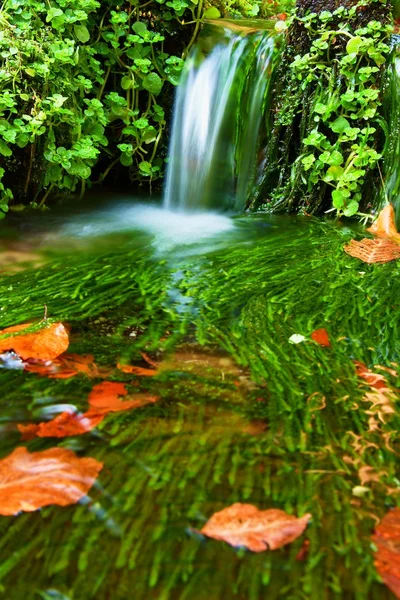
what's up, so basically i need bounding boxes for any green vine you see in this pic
[287,1,392,218]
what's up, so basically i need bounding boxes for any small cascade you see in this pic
[163,27,277,213]
[383,38,400,222]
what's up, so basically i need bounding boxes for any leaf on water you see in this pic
[0,446,102,516]
[367,204,400,242]
[88,381,159,413]
[0,322,69,360]
[18,409,105,440]
[344,238,400,264]
[200,503,311,552]
[19,382,159,439]
[117,362,157,376]
[311,328,331,347]
[373,508,400,599]
[25,353,111,379]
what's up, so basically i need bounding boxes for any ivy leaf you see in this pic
[326,166,344,181]
[332,189,349,209]
[331,116,350,134]
[320,150,343,166]
[346,36,363,54]
[121,75,133,90]
[142,73,163,95]
[0,140,12,157]
[132,21,147,34]
[74,24,90,44]
[204,7,221,18]
[139,161,152,175]
[343,200,359,217]
[120,153,133,167]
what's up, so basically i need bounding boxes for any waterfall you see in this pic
[163,27,276,213]
[383,37,400,222]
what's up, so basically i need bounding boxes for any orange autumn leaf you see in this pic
[89,381,159,413]
[373,508,400,598]
[19,383,159,440]
[25,353,112,379]
[311,328,331,347]
[0,322,69,360]
[117,362,157,377]
[0,446,102,516]
[200,503,311,552]
[18,409,105,440]
[344,238,400,264]
[367,204,400,242]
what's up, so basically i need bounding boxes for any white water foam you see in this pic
[60,203,235,252]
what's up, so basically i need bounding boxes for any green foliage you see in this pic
[1,0,255,213]
[289,1,392,218]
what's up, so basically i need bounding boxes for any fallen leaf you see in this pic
[311,328,331,347]
[18,409,105,439]
[373,508,400,598]
[0,446,102,515]
[200,503,311,552]
[117,362,157,377]
[19,383,159,439]
[344,238,400,264]
[0,322,69,360]
[367,204,400,242]
[25,353,111,379]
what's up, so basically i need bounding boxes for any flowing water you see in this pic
[164,27,277,213]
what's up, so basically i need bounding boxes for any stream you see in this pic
[0,196,399,599]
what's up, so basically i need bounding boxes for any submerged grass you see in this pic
[0,217,399,598]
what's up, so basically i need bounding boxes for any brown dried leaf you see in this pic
[367,204,400,242]
[373,508,400,598]
[19,382,159,440]
[344,238,400,264]
[117,362,157,377]
[0,447,102,515]
[25,353,111,379]
[0,322,69,360]
[18,410,105,439]
[200,503,311,552]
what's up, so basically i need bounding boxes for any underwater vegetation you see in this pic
[0,212,399,597]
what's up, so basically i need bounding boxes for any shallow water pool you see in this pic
[0,197,398,599]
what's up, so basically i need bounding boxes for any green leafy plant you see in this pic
[2,0,266,214]
[289,2,392,218]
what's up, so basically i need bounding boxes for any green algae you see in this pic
[0,216,399,598]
